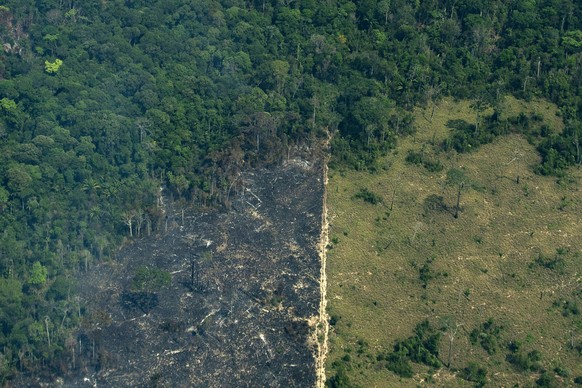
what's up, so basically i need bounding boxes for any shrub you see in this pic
[329,314,340,326]
[470,318,503,355]
[405,150,423,165]
[405,150,443,172]
[553,366,569,378]
[553,299,580,317]
[423,159,444,172]
[536,371,558,387]
[380,321,443,378]
[529,252,566,272]
[442,117,509,153]
[506,348,543,371]
[460,362,487,387]
[386,353,414,378]
[327,364,351,388]
[352,187,382,204]
[416,257,443,289]
[131,266,171,292]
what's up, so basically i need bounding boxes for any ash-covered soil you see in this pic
[68,158,324,387]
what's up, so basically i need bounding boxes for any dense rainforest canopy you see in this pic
[0,0,581,382]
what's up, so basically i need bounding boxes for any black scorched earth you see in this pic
[67,157,323,387]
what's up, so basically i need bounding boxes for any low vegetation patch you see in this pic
[469,318,503,355]
[377,321,442,378]
[459,362,488,387]
[405,150,444,172]
[131,266,172,292]
[352,187,383,205]
[506,342,543,372]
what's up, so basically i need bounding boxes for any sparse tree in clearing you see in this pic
[442,318,463,368]
[446,168,469,219]
[509,146,525,184]
[411,221,424,243]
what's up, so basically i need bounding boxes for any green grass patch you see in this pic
[325,97,582,387]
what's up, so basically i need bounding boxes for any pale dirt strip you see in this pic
[315,143,330,388]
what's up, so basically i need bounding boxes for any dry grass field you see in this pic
[325,98,581,387]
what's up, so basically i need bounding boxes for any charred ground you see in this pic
[62,157,324,387]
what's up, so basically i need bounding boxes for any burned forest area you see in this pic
[62,156,325,387]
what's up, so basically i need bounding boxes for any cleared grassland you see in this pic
[325,98,581,387]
